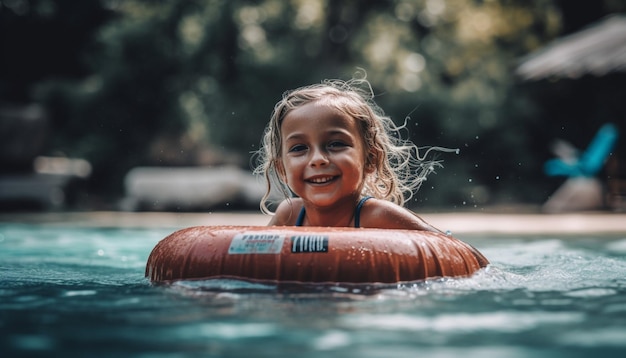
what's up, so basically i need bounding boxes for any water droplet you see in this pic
[468,178,472,182]
[445,230,452,236]
[495,176,500,180]
[97,249,104,256]
[455,148,460,154]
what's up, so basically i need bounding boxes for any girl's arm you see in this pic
[266,199,302,226]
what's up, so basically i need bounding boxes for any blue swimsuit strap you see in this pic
[295,196,372,227]
[295,204,306,226]
[353,196,372,228]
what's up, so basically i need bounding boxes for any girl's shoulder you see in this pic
[360,198,440,232]
[268,198,304,226]
[359,198,405,222]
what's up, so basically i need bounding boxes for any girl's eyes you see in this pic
[288,144,307,153]
[287,141,348,153]
[328,141,348,149]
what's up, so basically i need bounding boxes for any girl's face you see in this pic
[279,101,369,209]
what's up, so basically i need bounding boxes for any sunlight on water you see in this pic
[606,238,626,254]
[340,311,585,333]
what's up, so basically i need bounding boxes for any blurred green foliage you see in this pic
[1,0,625,209]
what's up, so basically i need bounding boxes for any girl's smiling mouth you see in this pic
[306,175,337,184]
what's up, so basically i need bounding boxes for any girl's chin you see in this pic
[301,195,337,207]
[301,193,359,208]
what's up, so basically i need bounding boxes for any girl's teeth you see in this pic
[311,177,332,183]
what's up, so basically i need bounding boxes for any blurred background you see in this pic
[1,0,625,213]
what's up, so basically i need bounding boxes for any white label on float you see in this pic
[228,233,286,254]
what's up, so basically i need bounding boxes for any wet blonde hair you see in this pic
[254,74,452,214]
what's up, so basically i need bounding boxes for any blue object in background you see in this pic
[544,123,619,177]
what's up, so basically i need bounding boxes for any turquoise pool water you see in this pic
[1,223,625,357]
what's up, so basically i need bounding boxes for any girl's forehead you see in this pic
[282,101,358,129]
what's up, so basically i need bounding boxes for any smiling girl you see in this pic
[254,75,452,232]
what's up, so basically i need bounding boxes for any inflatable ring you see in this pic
[146,226,489,285]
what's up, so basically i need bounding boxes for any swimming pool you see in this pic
[1,223,625,357]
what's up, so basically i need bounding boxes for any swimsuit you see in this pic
[295,196,372,228]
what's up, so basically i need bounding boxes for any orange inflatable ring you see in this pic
[146,226,489,285]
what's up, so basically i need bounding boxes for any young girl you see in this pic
[254,75,451,232]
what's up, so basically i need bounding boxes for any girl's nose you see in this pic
[309,147,329,166]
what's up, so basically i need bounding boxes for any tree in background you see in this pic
[2,0,624,209]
